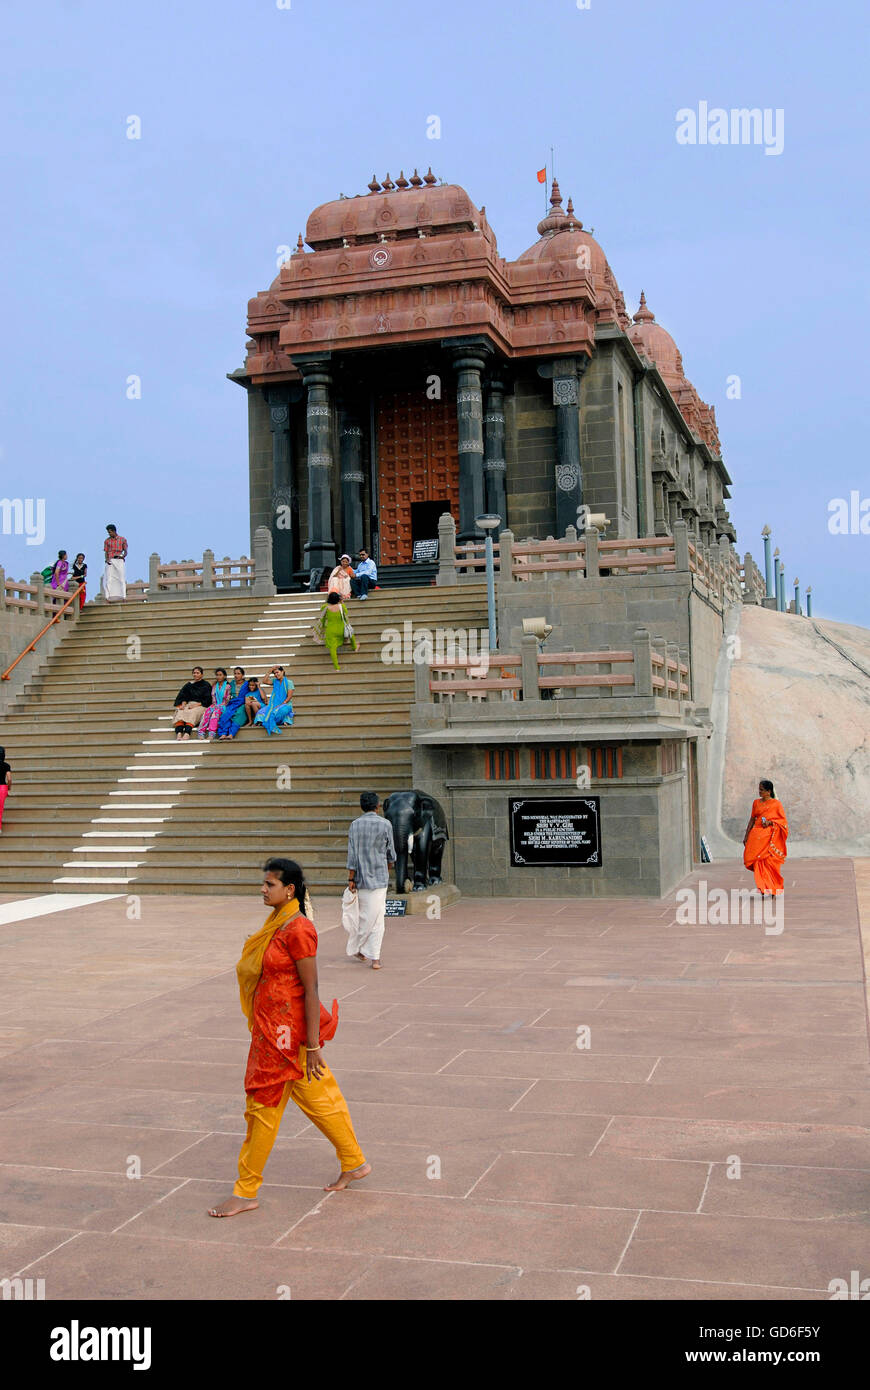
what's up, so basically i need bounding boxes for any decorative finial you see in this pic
[409,168,423,187]
[368,175,381,193]
[382,173,394,191]
[549,179,563,208]
[423,167,437,185]
[295,233,303,253]
[632,291,655,324]
[774,546,780,557]
[761,524,771,536]
[396,170,409,189]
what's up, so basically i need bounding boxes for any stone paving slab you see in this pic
[0,859,866,1300]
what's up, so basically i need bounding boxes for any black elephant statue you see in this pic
[383,789,449,893]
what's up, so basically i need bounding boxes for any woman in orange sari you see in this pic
[208,858,370,1217]
[743,779,788,896]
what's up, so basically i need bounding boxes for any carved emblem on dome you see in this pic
[264,300,281,314]
[375,313,391,333]
[452,311,466,324]
[556,463,580,492]
[379,208,394,224]
[414,315,427,328]
[338,259,351,273]
[369,247,392,269]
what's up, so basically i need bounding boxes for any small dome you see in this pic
[517,181,607,278]
[630,293,682,377]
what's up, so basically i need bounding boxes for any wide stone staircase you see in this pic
[0,584,488,894]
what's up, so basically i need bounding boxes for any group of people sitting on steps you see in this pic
[173,665,295,741]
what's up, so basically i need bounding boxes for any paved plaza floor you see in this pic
[0,859,868,1301]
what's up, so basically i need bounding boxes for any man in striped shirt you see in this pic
[345,791,396,970]
[101,523,128,602]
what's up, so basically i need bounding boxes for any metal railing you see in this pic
[1,583,85,681]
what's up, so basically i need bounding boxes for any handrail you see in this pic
[1,584,84,681]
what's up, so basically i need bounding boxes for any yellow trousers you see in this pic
[233,1048,365,1199]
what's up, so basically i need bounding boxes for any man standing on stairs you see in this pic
[345,791,396,970]
[101,523,128,602]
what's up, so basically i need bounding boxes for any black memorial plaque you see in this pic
[384,898,408,916]
[412,538,439,563]
[509,797,602,867]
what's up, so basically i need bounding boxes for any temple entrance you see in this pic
[412,499,449,548]
[375,389,459,564]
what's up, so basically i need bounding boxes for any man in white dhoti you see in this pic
[101,523,128,601]
[345,791,396,970]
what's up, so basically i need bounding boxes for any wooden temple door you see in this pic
[375,390,460,564]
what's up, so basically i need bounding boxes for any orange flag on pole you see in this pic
[536,167,547,184]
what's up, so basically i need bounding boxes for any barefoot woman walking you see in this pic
[208,859,370,1217]
[743,779,788,897]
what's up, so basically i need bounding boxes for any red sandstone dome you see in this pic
[514,181,629,327]
[302,169,496,251]
[629,291,682,378]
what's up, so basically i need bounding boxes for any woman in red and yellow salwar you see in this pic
[208,858,370,1217]
[743,779,788,896]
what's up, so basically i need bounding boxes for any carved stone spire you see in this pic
[633,291,655,324]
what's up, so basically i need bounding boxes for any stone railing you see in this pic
[416,629,690,707]
[109,527,276,601]
[436,511,763,609]
[0,568,83,621]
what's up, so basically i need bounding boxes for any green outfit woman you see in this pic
[318,593,359,671]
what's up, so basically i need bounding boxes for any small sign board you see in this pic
[510,797,602,867]
[699,835,711,863]
[384,898,408,916]
[412,538,439,563]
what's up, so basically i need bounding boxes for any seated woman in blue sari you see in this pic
[217,668,256,740]
[254,665,295,736]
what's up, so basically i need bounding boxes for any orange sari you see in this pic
[743,797,788,894]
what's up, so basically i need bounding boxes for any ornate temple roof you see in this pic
[302,170,495,252]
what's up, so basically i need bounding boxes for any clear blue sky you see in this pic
[1,0,867,624]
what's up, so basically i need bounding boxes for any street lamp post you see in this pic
[475,513,501,652]
[761,525,773,598]
[793,578,800,615]
[806,585,813,617]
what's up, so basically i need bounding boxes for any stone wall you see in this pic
[412,736,695,898]
[247,388,273,546]
[0,604,79,715]
[504,371,556,536]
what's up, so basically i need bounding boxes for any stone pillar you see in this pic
[521,633,541,703]
[679,644,691,701]
[673,520,690,572]
[297,356,336,574]
[30,572,46,617]
[253,526,276,597]
[483,375,507,525]
[584,525,600,581]
[552,365,585,536]
[202,549,214,592]
[268,393,295,589]
[339,406,365,557]
[436,511,457,587]
[444,339,490,541]
[633,629,653,697]
[148,553,160,597]
[498,528,514,579]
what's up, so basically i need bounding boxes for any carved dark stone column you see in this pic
[483,375,507,526]
[339,406,365,557]
[267,390,295,589]
[444,338,491,540]
[296,355,336,574]
[538,357,588,535]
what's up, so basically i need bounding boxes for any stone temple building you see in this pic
[232,171,737,586]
